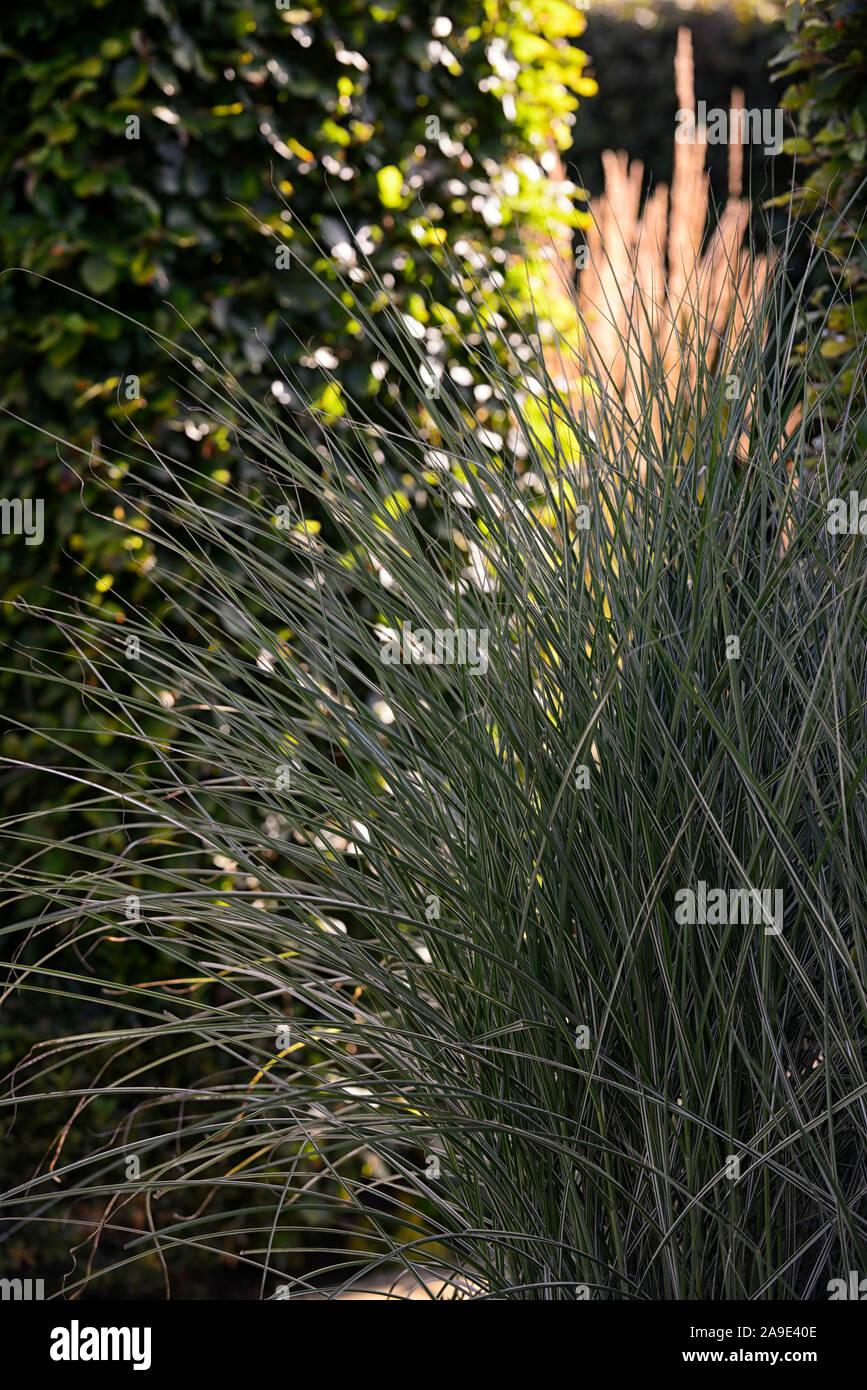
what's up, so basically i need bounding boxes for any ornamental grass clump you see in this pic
[1,207,865,1299]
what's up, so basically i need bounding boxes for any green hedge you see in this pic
[774,0,867,369]
[0,0,592,451]
[0,0,593,828]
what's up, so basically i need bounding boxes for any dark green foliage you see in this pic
[0,0,586,454]
[773,0,867,370]
[0,0,591,857]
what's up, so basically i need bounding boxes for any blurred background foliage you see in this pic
[0,0,593,941]
[3,0,862,1297]
[569,0,784,201]
[772,0,867,397]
